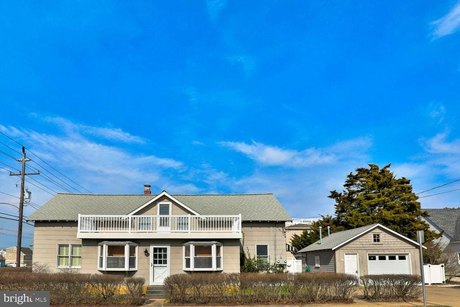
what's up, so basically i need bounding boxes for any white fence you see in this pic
[286,259,303,273]
[424,264,446,284]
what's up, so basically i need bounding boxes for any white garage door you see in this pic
[367,254,410,275]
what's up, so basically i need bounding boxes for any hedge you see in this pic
[361,274,421,301]
[164,272,358,304]
[0,269,145,305]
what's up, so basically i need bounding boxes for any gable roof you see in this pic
[298,223,421,253]
[128,191,200,216]
[424,208,460,240]
[27,192,290,222]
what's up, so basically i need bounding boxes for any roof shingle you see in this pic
[27,193,291,222]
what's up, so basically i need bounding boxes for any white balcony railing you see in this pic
[78,214,242,236]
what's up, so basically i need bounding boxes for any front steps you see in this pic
[146,285,166,300]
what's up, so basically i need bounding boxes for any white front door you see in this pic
[344,254,359,277]
[150,245,170,285]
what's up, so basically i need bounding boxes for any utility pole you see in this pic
[9,146,39,267]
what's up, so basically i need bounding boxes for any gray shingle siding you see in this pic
[306,250,335,273]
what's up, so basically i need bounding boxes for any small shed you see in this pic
[297,223,422,277]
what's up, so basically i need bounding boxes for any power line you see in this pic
[0,160,20,172]
[28,149,91,193]
[0,148,17,160]
[28,165,73,192]
[0,129,23,146]
[0,190,20,199]
[0,140,22,155]
[1,129,91,194]
[27,162,81,193]
[0,212,33,225]
[418,188,460,199]
[416,178,460,195]
[26,178,57,196]
[0,216,34,226]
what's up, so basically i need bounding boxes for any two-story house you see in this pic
[28,188,290,285]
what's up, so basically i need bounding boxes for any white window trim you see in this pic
[255,244,269,263]
[457,253,460,265]
[372,233,381,243]
[314,255,320,268]
[57,243,82,269]
[157,201,172,215]
[183,242,223,271]
[98,242,138,272]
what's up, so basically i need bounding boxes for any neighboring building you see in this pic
[424,208,460,265]
[28,189,290,285]
[0,249,5,267]
[5,246,33,267]
[297,223,422,277]
[285,218,318,260]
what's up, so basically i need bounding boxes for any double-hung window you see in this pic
[256,244,269,264]
[98,241,137,271]
[183,241,222,271]
[57,244,81,268]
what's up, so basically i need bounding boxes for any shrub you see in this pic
[0,270,145,305]
[165,273,239,304]
[361,274,421,301]
[164,272,358,304]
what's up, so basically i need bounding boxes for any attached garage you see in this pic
[298,223,422,277]
[367,254,411,275]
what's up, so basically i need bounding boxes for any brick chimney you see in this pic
[144,184,151,195]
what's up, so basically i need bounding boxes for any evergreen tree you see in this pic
[329,164,437,241]
[290,164,438,251]
[290,215,344,252]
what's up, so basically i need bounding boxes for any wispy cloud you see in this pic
[220,141,335,167]
[432,1,460,38]
[0,119,185,199]
[42,116,145,144]
[206,0,227,22]
[422,133,460,154]
[220,137,371,168]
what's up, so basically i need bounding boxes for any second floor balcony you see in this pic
[77,214,242,239]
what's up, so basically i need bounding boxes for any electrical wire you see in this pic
[418,188,460,199]
[27,150,91,193]
[0,190,20,199]
[0,215,34,226]
[416,178,460,195]
[1,129,90,193]
[0,149,17,161]
[0,140,22,155]
[26,179,56,196]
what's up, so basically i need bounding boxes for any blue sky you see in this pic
[1,1,460,248]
